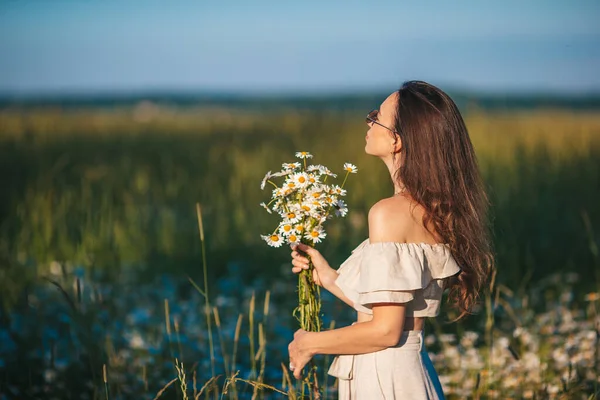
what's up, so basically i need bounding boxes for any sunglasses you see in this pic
[365,109,399,135]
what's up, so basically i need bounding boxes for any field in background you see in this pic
[0,102,599,398]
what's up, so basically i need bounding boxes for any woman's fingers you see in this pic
[291,247,309,275]
[291,250,308,263]
[295,243,313,255]
[292,259,309,270]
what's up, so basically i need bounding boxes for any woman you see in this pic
[287,80,494,399]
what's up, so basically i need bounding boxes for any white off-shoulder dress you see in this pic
[327,239,462,399]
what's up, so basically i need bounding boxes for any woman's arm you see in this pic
[304,303,407,355]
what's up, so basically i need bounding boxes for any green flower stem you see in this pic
[294,252,323,332]
[340,170,350,189]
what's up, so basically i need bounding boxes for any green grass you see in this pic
[1,107,598,294]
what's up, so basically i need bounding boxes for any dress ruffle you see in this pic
[334,239,461,315]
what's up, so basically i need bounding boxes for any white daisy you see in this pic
[307,187,325,200]
[330,185,347,196]
[273,187,292,197]
[299,201,316,214]
[324,195,337,205]
[310,200,328,213]
[278,223,294,236]
[293,223,307,235]
[305,226,326,244]
[306,164,325,173]
[282,178,299,192]
[334,199,348,217]
[343,163,358,173]
[287,233,301,245]
[310,200,321,207]
[307,173,320,185]
[261,233,284,248]
[295,151,313,159]
[260,171,272,190]
[282,210,302,224]
[291,172,310,188]
[319,166,337,177]
[271,199,285,212]
[282,162,301,171]
[259,202,273,214]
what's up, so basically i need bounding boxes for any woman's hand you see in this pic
[288,329,314,380]
[290,243,337,288]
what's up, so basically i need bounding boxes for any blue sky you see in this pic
[1,0,599,95]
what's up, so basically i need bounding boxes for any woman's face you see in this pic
[364,92,401,158]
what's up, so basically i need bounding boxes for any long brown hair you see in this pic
[392,80,494,322]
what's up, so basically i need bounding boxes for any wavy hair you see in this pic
[391,80,495,322]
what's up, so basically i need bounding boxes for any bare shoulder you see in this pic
[368,195,436,243]
[368,196,413,242]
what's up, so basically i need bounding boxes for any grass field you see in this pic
[0,103,599,398]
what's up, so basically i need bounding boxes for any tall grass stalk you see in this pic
[164,299,177,370]
[196,203,216,393]
[229,313,243,399]
[153,378,178,400]
[142,365,148,392]
[192,369,197,399]
[212,306,230,377]
[103,364,109,400]
[175,358,189,400]
[255,291,271,399]
[195,376,219,400]
[483,266,498,395]
[175,317,183,362]
[248,291,257,380]
[256,322,266,380]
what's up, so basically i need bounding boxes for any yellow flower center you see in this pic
[287,182,296,188]
[296,225,304,232]
[312,192,321,198]
[302,205,311,211]
[310,231,319,238]
[289,234,297,242]
[271,235,280,242]
[287,212,296,219]
[283,225,292,232]
[298,176,306,183]
[309,177,315,183]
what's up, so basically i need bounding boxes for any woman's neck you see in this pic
[383,155,405,195]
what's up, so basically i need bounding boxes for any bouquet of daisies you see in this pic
[260,151,357,333]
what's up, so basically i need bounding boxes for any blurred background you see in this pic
[1,1,599,399]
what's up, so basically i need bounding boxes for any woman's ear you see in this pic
[392,137,403,154]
